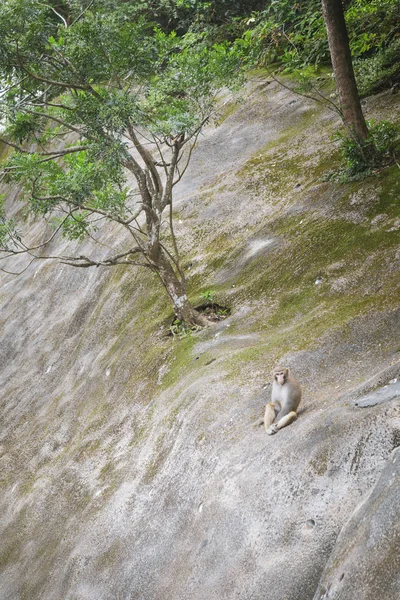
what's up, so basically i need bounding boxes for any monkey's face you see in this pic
[274,368,288,385]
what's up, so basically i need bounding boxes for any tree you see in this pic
[321,0,370,143]
[0,0,239,327]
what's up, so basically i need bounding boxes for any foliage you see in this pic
[0,1,239,216]
[237,1,328,71]
[346,0,400,58]
[0,0,241,325]
[346,0,400,95]
[169,317,200,338]
[111,0,265,39]
[329,120,399,182]
[237,0,399,94]
[200,289,215,304]
[0,199,21,252]
[0,0,398,319]
[354,39,400,96]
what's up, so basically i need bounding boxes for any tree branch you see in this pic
[0,257,36,276]
[161,136,182,209]
[28,193,145,227]
[38,3,68,27]
[24,108,89,138]
[60,247,145,268]
[24,70,103,101]
[127,123,162,198]
[0,138,27,153]
[173,128,203,186]
[71,0,95,26]
[0,212,73,258]
[266,69,342,116]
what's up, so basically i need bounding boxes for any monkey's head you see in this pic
[273,366,289,386]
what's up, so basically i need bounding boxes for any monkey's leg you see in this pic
[264,403,277,433]
[267,411,297,435]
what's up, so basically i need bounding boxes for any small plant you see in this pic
[200,289,215,307]
[169,318,200,339]
[328,120,399,182]
[198,290,231,321]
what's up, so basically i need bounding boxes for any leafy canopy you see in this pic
[0,0,240,247]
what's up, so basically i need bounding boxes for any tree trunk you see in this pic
[156,251,210,327]
[321,0,370,142]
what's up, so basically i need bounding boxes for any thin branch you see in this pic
[44,145,89,156]
[0,257,36,276]
[3,151,87,170]
[266,69,342,115]
[161,136,182,209]
[1,250,152,272]
[127,123,156,147]
[152,135,170,177]
[173,127,203,186]
[0,146,91,178]
[78,201,145,226]
[123,260,155,269]
[0,212,72,259]
[0,138,27,153]
[37,101,73,111]
[126,123,162,198]
[60,247,144,268]
[71,0,95,26]
[124,205,146,224]
[122,155,156,226]
[24,70,90,92]
[24,70,103,101]
[28,193,145,227]
[38,3,68,27]
[24,108,89,138]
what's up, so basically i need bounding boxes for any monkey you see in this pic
[263,366,302,435]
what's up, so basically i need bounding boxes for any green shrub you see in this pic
[354,39,400,96]
[331,120,399,182]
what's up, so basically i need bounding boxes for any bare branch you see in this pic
[265,69,341,116]
[71,0,95,26]
[161,136,182,209]
[60,247,144,268]
[152,135,170,177]
[0,138,27,153]
[124,205,146,224]
[28,193,145,227]
[0,257,36,276]
[78,201,145,226]
[0,212,73,259]
[37,3,68,27]
[173,129,202,185]
[126,123,162,198]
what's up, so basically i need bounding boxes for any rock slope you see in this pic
[0,78,399,600]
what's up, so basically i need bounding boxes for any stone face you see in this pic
[0,79,399,600]
[313,447,400,600]
[353,380,400,407]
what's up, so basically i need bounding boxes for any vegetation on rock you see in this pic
[0,0,399,326]
[0,0,240,326]
[0,5,399,599]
